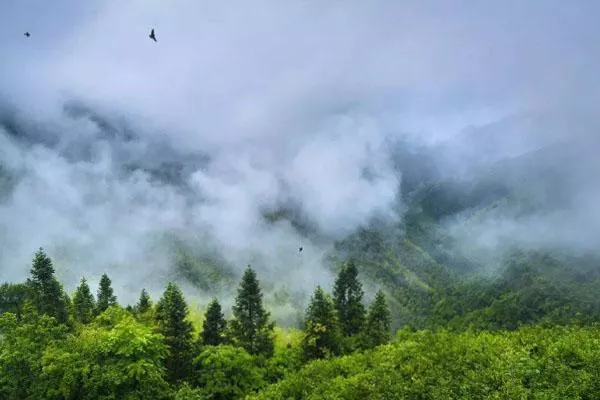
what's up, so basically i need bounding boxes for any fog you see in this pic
[1,0,600,312]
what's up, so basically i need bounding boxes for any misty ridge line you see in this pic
[0,102,401,311]
[1,0,600,321]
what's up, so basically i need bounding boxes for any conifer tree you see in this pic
[136,288,152,314]
[363,289,391,349]
[333,260,366,337]
[72,277,95,324]
[301,286,342,361]
[200,298,227,346]
[27,248,69,323]
[229,265,275,357]
[96,273,117,315]
[155,282,195,384]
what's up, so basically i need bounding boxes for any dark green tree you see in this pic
[361,289,391,349]
[229,265,275,358]
[0,282,30,320]
[200,298,227,346]
[95,273,117,315]
[136,288,152,314]
[26,248,69,324]
[333,260,366,337]
[155,282,195,384]
[301,286,342,361]
[72,277,95,324]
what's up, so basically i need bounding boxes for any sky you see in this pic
[1,0,600,308]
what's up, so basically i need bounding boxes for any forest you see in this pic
[2,246,600,399]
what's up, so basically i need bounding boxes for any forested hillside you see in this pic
[2,243,600,399]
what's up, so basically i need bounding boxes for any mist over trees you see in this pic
[3,246,600,398]
[0,249,394,399]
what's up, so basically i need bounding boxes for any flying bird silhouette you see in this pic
[299,247,303,253]
[24,32,30,38]
[149,28,157,42]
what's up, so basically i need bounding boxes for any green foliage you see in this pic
[155,282,195,384]
[193,345,265,399]
[301,286,342,362]
[0,305,68,400]
[39,307,171,400]
[332,260,366,338]
[7,243,600,399]
[360,289,391,349]
[229,266,275,358]
[135,288,152,315]
[200,298,227,346]
[72,277,95,324]
[96,273,117,315]
[0,282,30,320]
[264,344,303,384]
[27,248,69,324]
[173,383,205,400]
[253,325,600,400]
[429,251,600,331]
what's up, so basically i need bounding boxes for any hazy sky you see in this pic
[1,0,600,305]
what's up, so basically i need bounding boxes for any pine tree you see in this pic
[362,289,391,349]
[96,273,117,315]
[200,298,227,346]
[301,286,342,361]
[333,260,366,337]
[155,282,195,384]
[136,289,152,314]
[72,277,95,324]
[229,265,275,357]
[27,248,69,323]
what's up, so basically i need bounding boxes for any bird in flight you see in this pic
[149,28,157,42]
[299,246,303,253]
[24,32,30,38]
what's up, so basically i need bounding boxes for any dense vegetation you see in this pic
[2,244,600,399]
[253,326,600,399]
[0,249,391,399]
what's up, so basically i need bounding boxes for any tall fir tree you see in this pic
[135,288,152,314]
[155,282,195,384]
[27,248,69,323]
[333,260,366,337]
[362,289,391,349]
[72,277,95,324]
[301,286,342,361]
[200,298,227,346]
[95,273,117,315]
[229,265,275,358]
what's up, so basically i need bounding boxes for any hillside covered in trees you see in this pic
[2,246,600,399]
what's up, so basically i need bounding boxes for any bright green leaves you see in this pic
[39,307,170,400]
[193,345,265,399]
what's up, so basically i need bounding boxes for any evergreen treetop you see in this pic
[96,273,117,315]
[155,282,195,384]
[27,248,69,324]
[201,298,227,346]
[230,265,275,357]
[333,260,366,337]
[73,277,95,324]
[301,286,342,361]
[363,289,391,349]
[136,288,152,314]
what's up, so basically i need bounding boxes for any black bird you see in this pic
[24,32,30,38]
[299,247,303,253]
[149,28,157,42]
